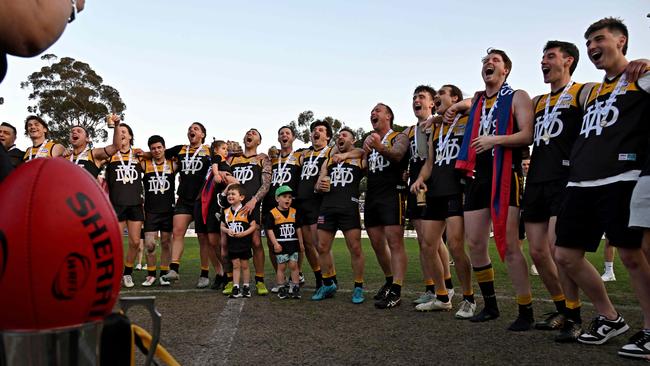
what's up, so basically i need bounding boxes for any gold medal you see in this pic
[542,132,550,143]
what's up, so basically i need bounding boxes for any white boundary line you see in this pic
[193,299,244,366]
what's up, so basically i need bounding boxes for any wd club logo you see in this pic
[436,138,461,166]
[115,165,139,184]
[581,102,620,138]
[301,161,319,180]
[228,222,244,233]
[0,230,7,281]
[51,253,91,300]
[181,159,203,175]
[233,166,254,184]
[279,224,295,239]
[533,112,565,146]
[330,166,354,187]
[368,150,390,173]
[271,169,292,185]
[148,176,170,194]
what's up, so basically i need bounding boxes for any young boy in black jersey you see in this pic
[220,184,257,298]
[265,185,302,299]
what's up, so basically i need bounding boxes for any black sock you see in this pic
[519,303,533,319]
[566,306,581,324]
[323,276,334,286]
[160,268,169,276]
[255,275,264,284]
[436,292,449,303]
[385,276,394,285]
[124,265,133,276]
[200,269,209,278]
[390,283,401,297]
[170,262,180,273]
[463,293,475,304]
[147,269,156,277]
[426,284,436,293]
[314,270,323,287]
[444,277,454,291]
[354,281,363,288]
[554,299,566,314]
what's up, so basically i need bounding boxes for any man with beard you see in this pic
[312,127,367,303]
[452,49,535,330]
[364,103,409,309]
[554,18,650,358]
[263,126,302,287]
[226,128,271,295]
[412,84,475,318]
[0,122,23,167]
[160,122,216,289]
[295,121,333,290]
[66,115,121,178]
[22,115,65,161]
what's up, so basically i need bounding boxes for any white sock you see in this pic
[604,262,614,272]
[243,283,249,287]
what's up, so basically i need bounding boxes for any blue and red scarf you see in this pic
[456,83,515,260]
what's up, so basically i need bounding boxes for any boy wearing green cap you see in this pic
[265,185,303,299]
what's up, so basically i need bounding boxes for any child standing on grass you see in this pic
[220,184,257,298]
[265,185,303,299]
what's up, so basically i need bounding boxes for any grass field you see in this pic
[119,237,640,365]
[122,237,633,305]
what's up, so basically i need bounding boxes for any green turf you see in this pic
[123,236,634,307]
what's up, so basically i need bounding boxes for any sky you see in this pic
[1,1,649,153]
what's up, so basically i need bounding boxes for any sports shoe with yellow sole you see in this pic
[222,281,234,295]
[256,282,269,295]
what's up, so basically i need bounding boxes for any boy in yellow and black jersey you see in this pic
[265,185,303,299]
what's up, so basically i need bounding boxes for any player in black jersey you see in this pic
[22,115,65,161]
[263,126,302,282]
[404,85,453,311]
[312,127,366,303]
[412,85,475,317]
[66,115,121,178]
[449,49,536,330]
[524,41,592,339]
[160,122,216,289]
[0,122,23,167]
[554,18,650,356]
[107,121,145,288]
[227,128,271,295]
[363,103,410,309]
[296,121,333,290]
[140,135,176,287]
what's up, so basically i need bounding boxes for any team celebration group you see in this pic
[1,17,649,360]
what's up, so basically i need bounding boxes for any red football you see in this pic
[0,158,123,331]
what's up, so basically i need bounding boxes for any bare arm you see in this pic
[378,133,409,162]
[444,97,473,124]
[331,147,364,163]
[51,143,65,157]
[92,117,121,163]
[253,154,271,202]
[315,158,329,192]
[266,226,282,253]
[238,220,257,238]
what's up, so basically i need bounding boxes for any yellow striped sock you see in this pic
[517,294,533,305]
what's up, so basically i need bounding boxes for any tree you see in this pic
[20,54,126,146]
[288,111,351,145]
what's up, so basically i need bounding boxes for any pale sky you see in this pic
[1,1,648,152]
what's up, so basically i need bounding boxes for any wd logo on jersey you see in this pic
[301,160,319,180]
[409,138,418,162]
[278,223,296,239]
[181,159,203,175]
[581,101,620,138]
[271,169,292,185]
[228,222,245,233]
[369,150,390,173]
[51,253,91,300]
[233,166,254,184]
[147,176,171,194]
[115,165,139,184]
[534,112,565,146]
[436,138,461,166]
[331,166,354,186]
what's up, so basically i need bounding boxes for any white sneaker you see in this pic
[135,264,142,271]
[197,277,210,288]
[601,272,616,282]
[161,269,179,281]
[412,291,435,305]
[271,285,281,293]
[448,288,455,300]
[122,275,134,288]
[455,299,477,319]
[530,264,539,276]
[299,274,306,285]
[142,276,156,287]
[159,276,171,286]
[415,298,452,312]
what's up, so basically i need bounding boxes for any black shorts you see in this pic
[114,204,144,222]
[521,180,567,222]
[556,181,642,252]
[317,205,361,232]
[423,194,463,221]
[405,192,428,220]
[174,196,195,217]
[296,197,322,226]
[229,250,252,260]
[364,192,406,228]
[194,200,221,234]
[464,172,524,211]
[144,211,173,232]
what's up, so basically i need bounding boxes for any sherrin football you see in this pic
[0,158,123,331]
